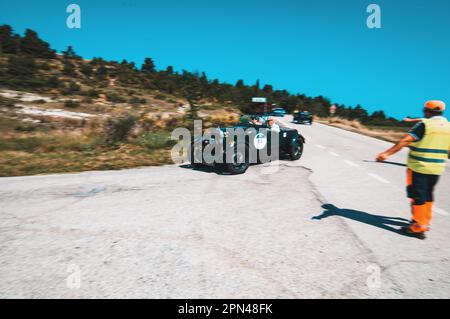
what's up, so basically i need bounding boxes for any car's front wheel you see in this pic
[224,144,250,174]
[290,141,303,161]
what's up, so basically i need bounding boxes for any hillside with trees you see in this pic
[0,25,408,176]
[0,24,408,125]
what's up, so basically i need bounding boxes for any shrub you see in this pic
[106,92,126,103]
[133,131,174,150]
[87,89,100,98]
[62,61,76,76]
[154,93,166,100]
[14,125,37,132]
[0,96,16,107]
[61,81,81,95]
[0,136,42,152]
[47,76,60,88]
[129,97,147,105]
[104,115,136,145]
[64,100,80,108]
[80,63,93,77]
[68,81,81,93]
[3,55,44,89]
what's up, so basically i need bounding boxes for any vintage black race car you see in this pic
[293,111,313,125]
[189,116,305,174]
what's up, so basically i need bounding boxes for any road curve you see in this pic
[0,116,449,298]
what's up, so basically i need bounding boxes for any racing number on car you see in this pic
[254,133,267,150]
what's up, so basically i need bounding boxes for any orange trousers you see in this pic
[406,169,438,233]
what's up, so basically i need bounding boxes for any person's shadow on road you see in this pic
[312,204,412,237]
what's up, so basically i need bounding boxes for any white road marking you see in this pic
[328,151,339,157]
[344,160,360,168]
[315,144,326,149]
[368,173,390,184]
[434,207,450,216]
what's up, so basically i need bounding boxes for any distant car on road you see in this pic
[271,108,287,117]
[190,115,305,174]
[294,111,313,125]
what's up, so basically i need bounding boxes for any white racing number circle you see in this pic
[253,132,267,150]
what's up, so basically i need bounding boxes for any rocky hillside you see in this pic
[0,35,240,176]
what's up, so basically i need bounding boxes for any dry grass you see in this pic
[0,129,174,177]
[315,117,408,143]
[0,147,172,177]
[198,109,240,127]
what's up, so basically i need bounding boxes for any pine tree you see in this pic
[165,66,174,74]
[19,29,55,58]
[183,80,203,122]
[235,79,245,88]
[0,25,18,54]
[253,79,260,96]
[62,46,79,59]
[262,84,273,94]
[141,57,155,73]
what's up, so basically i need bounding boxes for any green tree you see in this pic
[262,84,273,94]
[62,45,80,59]
[235,79,245,88]
[183,80,203,122]
[19,29,55,58]
[90,57,105,66]
[0,25,18,54]
[253,79,260,96]
[165,65,174,74]
[141,57,156,73]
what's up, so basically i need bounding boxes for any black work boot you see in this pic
[400,226,426,240]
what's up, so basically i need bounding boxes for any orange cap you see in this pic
[424,100,446,112]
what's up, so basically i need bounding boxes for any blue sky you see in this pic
[1,0,449,119]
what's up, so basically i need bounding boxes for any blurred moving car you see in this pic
[293,111,313,125]
[271,108,287,117]
[190,114,305,174]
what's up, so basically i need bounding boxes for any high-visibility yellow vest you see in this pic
[407,116,450,175]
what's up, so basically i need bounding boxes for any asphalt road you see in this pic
[0,116,449,298]
[278,115,450,298]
